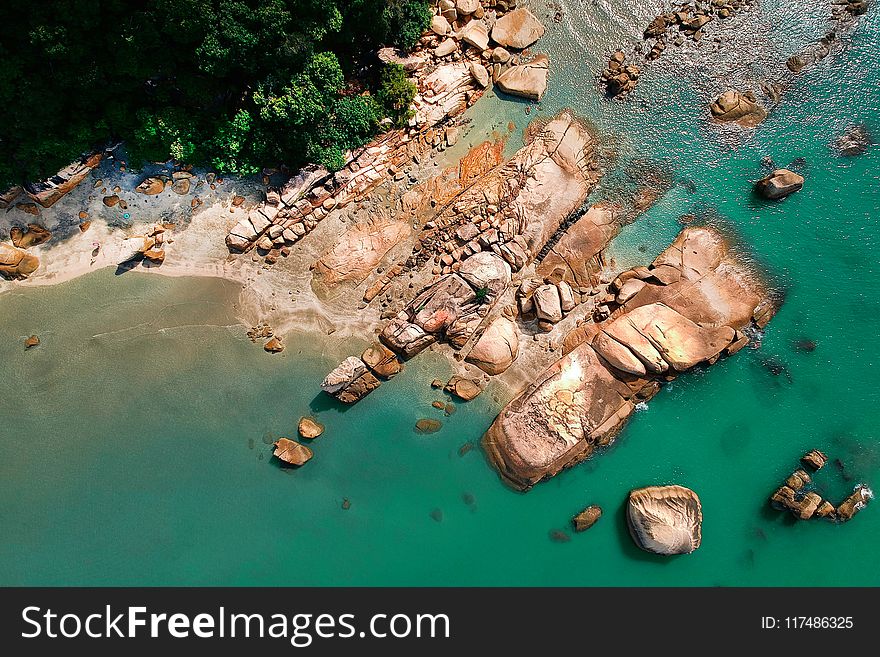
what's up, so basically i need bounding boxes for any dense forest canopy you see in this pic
[0,0,432,187]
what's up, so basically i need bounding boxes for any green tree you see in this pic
[377,64,417,128]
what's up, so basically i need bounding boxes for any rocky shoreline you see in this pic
[2,1,873,542]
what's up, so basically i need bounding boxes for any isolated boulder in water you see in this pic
[709,90,767,127]
[572,505,602,532]
[491,8,546,49]
[755,169,804,199]
[298,416,324,439]
[627,485,703,555]
[272,438,313,466]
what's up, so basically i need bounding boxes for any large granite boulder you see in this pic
[496,54,549,101]
[627,485,703,555]
[312,218,410,290]
[466,317,519,375]
[491,8,546,49]
[536,203,620,289]
[483,226,777,490]
[321,356,368,394]
[0,242,40,279]
[755,169,804,199]
[709,90,767,127]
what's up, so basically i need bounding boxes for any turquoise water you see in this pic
[1,0,879,585]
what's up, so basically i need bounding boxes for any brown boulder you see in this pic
[361,342,402,379]
[25,335,40,349]
[0,242,40,279]
[136,177,166,195]
[491,8,546,49]
[10,224,51,249]
[709,90,767,127]
[445,376,483,401]
[298,416,324,439]
[572,505,602,532]
[272,438,313,466]
[755,169,804,200]
[264,337,284,353]
[496,54,550,101]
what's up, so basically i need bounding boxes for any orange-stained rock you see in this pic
[264,337,284,353]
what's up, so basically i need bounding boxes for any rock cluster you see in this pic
[320,344,403,405]
[602,0,754,97]
[483,226,777,490]
[516,277,577,331]
[409,111,599,277]
[117,224,171,265]
[770,450,873,522]
[226,4,550,261]
[380,251,511,356]
[755,169,804,200]
[627,485,703,555]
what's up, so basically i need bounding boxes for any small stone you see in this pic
[25,335,40,349]
[264,337,284,353]
[572,505,603,532]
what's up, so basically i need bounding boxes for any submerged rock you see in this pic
[755,169,804,199]
[572,505,602,532]
[272,438,313,466]
[627,485,703,555]
[298,416,324,439]
[415,418,443,434]
[830,124,873,156]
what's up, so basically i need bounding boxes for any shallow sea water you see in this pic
[1,0,878,585]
